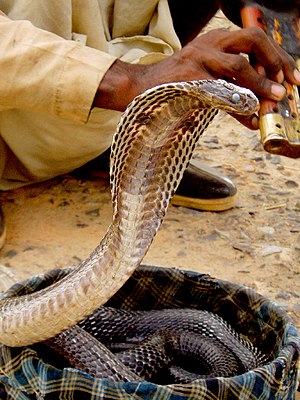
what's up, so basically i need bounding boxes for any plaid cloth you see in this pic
[0,265,299,399]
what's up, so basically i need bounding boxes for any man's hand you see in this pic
[93,27,300,129]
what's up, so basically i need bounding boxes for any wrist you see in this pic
[92,60,146,111]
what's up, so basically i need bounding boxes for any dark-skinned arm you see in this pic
[94,27,300,129]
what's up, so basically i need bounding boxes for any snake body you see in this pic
[0,80,259,378]
[41,306,267,383]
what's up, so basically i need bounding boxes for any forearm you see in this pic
[0,11,116,122]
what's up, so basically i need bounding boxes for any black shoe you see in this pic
[0,205,6,250]
[171,160,237,212]
[72,148,110,180]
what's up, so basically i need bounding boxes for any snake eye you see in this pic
[231,93,241,103]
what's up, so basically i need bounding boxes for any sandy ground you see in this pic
[0,11,299,396]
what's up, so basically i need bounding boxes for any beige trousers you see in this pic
[0,0,181,189]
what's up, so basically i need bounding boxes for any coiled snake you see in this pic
[0,79,261,382]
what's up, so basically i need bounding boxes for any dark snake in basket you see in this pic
[0,80,264,383]
[43,305,268,383]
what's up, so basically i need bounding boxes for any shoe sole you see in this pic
[171,193,237,212]
[0,225,6,250]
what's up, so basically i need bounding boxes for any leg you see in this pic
[168,0,219,45]
[0,108,121,190]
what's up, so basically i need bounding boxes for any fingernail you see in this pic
[271,84,286,100]
[251,115,259,130]
[276,70,284,83]
[294,68,300,84]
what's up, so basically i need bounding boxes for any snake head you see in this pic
[191,79,260,116]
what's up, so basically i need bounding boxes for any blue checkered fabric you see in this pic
[0,265,299,399]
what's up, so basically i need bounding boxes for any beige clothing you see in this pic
[0,0,181,190]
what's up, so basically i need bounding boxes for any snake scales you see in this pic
[41,305,268,383]
[0,79,261,382]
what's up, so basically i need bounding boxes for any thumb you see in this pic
[229,113,260,130]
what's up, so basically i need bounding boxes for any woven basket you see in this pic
[0,265,299,399]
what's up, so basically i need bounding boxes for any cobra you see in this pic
[0,79,259,347]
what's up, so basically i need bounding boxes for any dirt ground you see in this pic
[0,11,299,395]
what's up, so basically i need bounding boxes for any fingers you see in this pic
[223,27,299,85]
[213,52,287,101]
[275,44,300,85]
[221,28,281,77]
[190,28,300,102]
